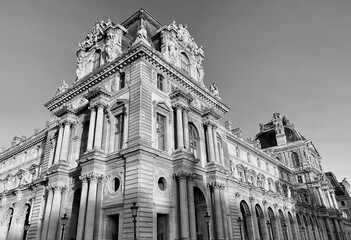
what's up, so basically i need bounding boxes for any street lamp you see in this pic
[23,223,30,240]
[301,226,306,240]
[237,217,243,240]
[204,211,211,240]
[282,222,288,240]
[130,202,139,240]
[312,227,317,240]
[320,228,325,240]
[266,220,272,240]
[60,213,69,240]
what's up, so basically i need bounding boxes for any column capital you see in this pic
[207,181,226,190]
[174,172,193,181]
[86,173,104,182]
[203,120,217,128]
[48,184,67,193]
[90,101,109,110]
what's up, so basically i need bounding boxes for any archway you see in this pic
[279,209,287,239]
[288,212,297,240]
[268,207,278,240]
[255,204,267,239]
[194,187,208,240]
[0,208,14,240]
[21,204,31,240]
[240,201,252,240]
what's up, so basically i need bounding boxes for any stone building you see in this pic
[0,9,350,240]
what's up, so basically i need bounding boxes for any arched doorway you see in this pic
[268,207,278,240]
[194,187,208,240]
[255,204,266,239]
[288,212,297,240]
[279,209,287,239]
[240,201,252,240]
[22,204,31,240]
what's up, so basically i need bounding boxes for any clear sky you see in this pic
[0,0,350,181]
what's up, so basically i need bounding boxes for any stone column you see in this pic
[84,174,99,240]
[183,108,190,151]
[94,104,105,149]
[213,184,224,240]
[76,176,89,240]
[313,187,322,206]
[122,111,129,149]
[35,196,45,240]
[260,217,269,240]
[47,186,64,239]
[60,121,72,162]
[179,174,190,240]
[41,188,54,240]
[205,123,215,163]
[212,125,220,164]
[176,106,184,149]
[318,187,326,206]
[87,107,96,150]
[53,124,64,164]
[220,188,229,240]
[331,192,338,209]
[187,177,196,240]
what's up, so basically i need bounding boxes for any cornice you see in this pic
[44,43,229,115]
[0,130,47,162]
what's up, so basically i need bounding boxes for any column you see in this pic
[314,187,322,206]
[87,107,96,150]
[318,187,326,206]
[220,188,229,240]
[179,174,190,239]
[213,185,224,240]
[212,125,220,164]
[47,186,64,239]
[76,176,89,240]
[176,106,184,149]
[53,125,64,164]
[326,190,333,208]
[35,196,45,240]
[260,217,269,240]
[94,104,104,149]
[122,111,129,149]
[60,121,72,162]
[183,108,190,150]
[84,175,98,240]
[187,177,196,240]
[331,192,339,209]
[48,138,56,168]
[41,188,54,240]
[206,123,215,163]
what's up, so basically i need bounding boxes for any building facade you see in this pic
[0,9,350,240]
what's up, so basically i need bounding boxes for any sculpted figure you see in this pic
[168,39,177,64]
[76,51,86,79]
[210,83,219,96]
[196,58,204,84]
[105,31,122,62]
[56,80,69,95]
[137,24,148,40]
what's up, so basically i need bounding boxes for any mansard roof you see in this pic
[44,9,228,115]
[255,113,306,149]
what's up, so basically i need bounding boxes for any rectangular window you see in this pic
[114,114,124,151]
[157,74,164,91]
[266,162,270,172]
[341,201,345,206]
[239,171,244,182]
[156,113,166,151]
[297,175,303,183]
[119,72,125,90]
[79,121,90,157]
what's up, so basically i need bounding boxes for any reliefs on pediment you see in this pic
[160,21,205,86]
[76,20,127,81]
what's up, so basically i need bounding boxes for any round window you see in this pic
[114,177,120,192]
[158,177,167,191]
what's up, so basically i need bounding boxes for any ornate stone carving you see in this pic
[105,30,122,62]
[209,83,220,98]
[55,81,69,96]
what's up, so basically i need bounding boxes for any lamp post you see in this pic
[282,222,288,240]
[23,222,30,240]
[312,227,317,240]
[60,213,69,240]
[204,211,211,240]
[130,202,139,240]
[301,226,306,240]
[320,228,325,240]
[237,217,243,240]
[266,220,272,240]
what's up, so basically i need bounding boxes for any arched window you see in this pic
[180,52,190,74]
[93,51,101,70]
[189,123,200,158]
[291,152,300,168]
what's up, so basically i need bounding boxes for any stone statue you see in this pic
[196,58,204,84]
[137,24,148,40]
[105,31,122,62]
[56,81,69,95]
[210,83,219,97]
[168,39,177,64]
[76,51,86,80]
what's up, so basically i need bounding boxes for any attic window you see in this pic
[180,53,190,74]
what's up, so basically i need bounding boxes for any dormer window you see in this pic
[119,72,125,89]
[93,51,101,70]
[180,52,190,74]
[157,74,164,91]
